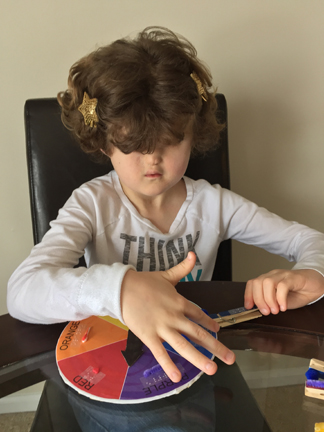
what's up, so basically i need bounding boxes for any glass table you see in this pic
[236,350,323,432]
[1,281,324,431]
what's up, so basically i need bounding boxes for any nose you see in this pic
[145,148,163,165]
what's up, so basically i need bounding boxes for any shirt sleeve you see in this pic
[217,186,324,276]
[7,186,134,324]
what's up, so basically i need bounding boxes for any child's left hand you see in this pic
[244,269,324,315]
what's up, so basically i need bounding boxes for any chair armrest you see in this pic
[0,314,65,397]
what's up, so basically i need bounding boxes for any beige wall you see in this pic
[1,1,324,316]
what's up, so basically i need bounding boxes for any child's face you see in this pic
[109,125,192,203]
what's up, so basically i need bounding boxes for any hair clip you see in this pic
[190,72,208,102]
[78,92,99,128]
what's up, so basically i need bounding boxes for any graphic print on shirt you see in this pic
[120,230,202,281]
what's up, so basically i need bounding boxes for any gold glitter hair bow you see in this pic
[78,92,99,128]
[190,72,208,102]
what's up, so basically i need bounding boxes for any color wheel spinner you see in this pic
[56,315,216,404]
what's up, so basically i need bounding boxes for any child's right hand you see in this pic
[120,251,235,383]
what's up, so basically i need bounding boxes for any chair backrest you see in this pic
[24,94,232,280]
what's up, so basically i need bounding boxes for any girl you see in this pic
[8,27,324,383]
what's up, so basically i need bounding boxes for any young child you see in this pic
[7,27,324,384]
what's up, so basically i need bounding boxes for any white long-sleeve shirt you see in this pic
[7,170,324,324]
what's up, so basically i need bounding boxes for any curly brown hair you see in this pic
[58,26,223,162]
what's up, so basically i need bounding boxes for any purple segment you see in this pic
[143,364,163,378]
[120,345,201,400]
[120,330,216,401]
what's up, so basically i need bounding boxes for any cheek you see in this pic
[169,155,190,178]
[112,154,139,171]
[119,156,142,180]
[173,147,191,172]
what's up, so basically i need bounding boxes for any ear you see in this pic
[100,148,112,158]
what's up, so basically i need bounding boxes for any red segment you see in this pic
[58,339,128,400]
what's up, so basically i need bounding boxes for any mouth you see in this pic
[145,172,162,178]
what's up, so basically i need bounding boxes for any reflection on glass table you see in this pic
[26,339,323,432]
[235,350,324,432]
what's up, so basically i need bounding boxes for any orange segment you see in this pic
[56,316,128,361]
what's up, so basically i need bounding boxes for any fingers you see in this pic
[275,283,290,312]
[245,270,292,315]
[184,300,220,333]
[180,297,235,366]
[142,301,235,383]
[164,252,196,285]
[144,331,216,383]
[246,269,324,312]
[148,340,184,383]
[167,330,217,375]
[179,320,235,367]
[245,277,277,315]
[150,327,235,383]
[172,302,235,369]
[244,281,254,310]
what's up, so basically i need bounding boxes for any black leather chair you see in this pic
[24,94,231,280]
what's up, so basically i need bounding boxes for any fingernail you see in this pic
[171,372,180,382]
[206,362,215,371]
[271,308,277,314]
[261,308,268,315]
[226,352,235,363]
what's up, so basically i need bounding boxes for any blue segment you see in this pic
[163,341,178,355]
[163,329,216,360]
